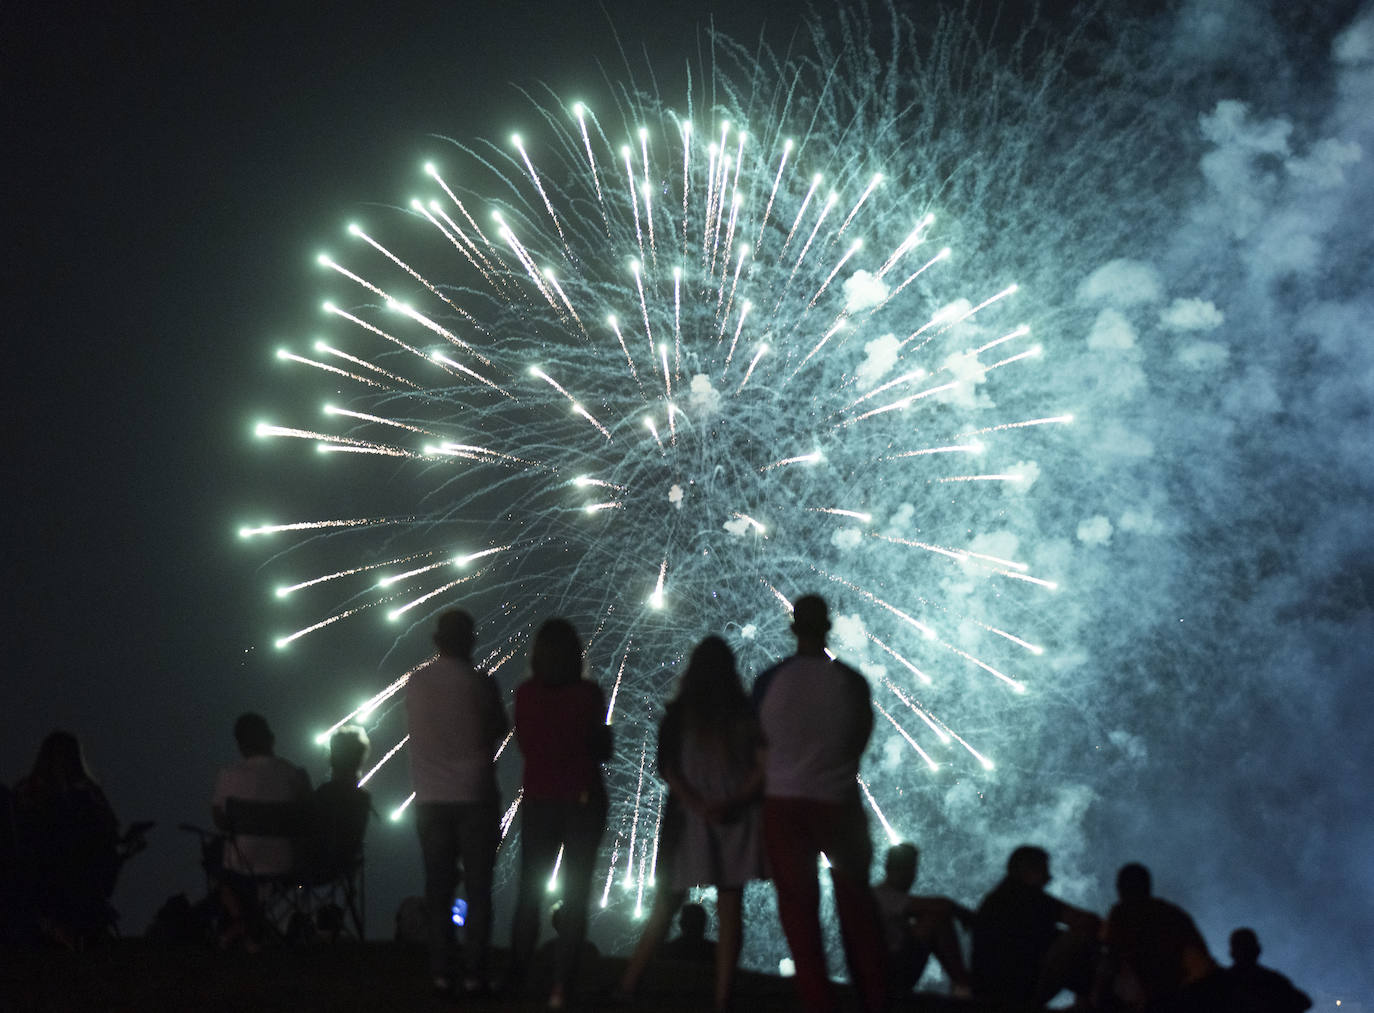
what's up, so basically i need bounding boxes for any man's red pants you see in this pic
[763,794,888,1012]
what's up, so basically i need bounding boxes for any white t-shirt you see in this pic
[755,654,873,801]
[212,754,311,875]
[406,654,509,803]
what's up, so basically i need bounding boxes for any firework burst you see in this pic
[242,15,1078,930]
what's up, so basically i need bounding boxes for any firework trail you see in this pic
[239,6,1135,944]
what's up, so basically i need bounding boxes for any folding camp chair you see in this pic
[223,796,366,942]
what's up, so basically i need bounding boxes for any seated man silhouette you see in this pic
[211,712,311,948]
[971,845,1100,1007]
[1097,862,1215,1011]
[660,902,716,963]
[1223,928,1312,1013]
[873,843,973,997]
[308,725,372,881]
[534,901,600,978]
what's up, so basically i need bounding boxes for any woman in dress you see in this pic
[509,617,612,1009]
[618,635,766,1012]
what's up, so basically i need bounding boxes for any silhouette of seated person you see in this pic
[971,844,1100,1007]
[11,731,121,947]
[211,712,311,948]
[1096,862,1216,1012]
[659,902,716,963]
[873,843,973,997]
[535,901,600,977]
[1222,928,1312,1013]
[307,725,372,882]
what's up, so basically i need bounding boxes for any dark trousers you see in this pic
[763,794,888,1013]
[509,793,607,991]
[416,801,498,982]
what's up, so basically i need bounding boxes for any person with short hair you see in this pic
[406,609,509,996]
[308,725,371,881]
[1223,927,1312,1013]
[211,712,311,948]
[971,845,1100,1006]
[1096,861,1213,1011]
[753,594,887,1013]
[873,842,974,997]
[660,903,716,963]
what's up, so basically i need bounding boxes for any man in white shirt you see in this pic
[212,712,311,875]
[753,594,887,1013]
[211,712,311,947]
[406,609,509,996]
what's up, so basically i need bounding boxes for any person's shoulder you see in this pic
[831,657,868,684]
[831,656,862,675]
[751,657,790,700]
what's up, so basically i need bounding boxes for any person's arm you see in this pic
[484,674,512,749]
[654,706,706,813]
[839,662,875,758]
[1052,896,1101,934]
[905,894,975,926]
[706,721,766,823]
[1285,979,1314,1013]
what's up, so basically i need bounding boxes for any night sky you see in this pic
[4,1,1371,1003]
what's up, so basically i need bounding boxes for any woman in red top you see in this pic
[508,618,611,1009]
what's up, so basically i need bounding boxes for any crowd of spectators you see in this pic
[3,595,1316,1013]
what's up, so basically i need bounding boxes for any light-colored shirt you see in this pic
[754,654,873,801]
[406,654,509,803]
[212,754,311,875]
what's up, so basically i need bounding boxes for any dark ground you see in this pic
[0,940,994,1013]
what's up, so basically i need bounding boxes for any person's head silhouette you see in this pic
[329,725,370,782]
[1115,862,1152,903]
[233,712,274,758]
[1229,927,1262,968]
[884,843,919,892]
[790,594,831,654]
[1007,845,1051,889]
[678,903,708,942]
[530,617,583,686]
[433,609,476,659]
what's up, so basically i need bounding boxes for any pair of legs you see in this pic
[620,887,744,1011]
[888,899,971,996]
[509,794,607,1003]
[214,871,269,951]
[764,795,887,1013]
[1034,925,1099,1006]
[415,801,498,987]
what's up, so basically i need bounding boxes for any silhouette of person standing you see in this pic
[508,618,612,1010]
[406,609,509,996]
[618,636,764,1011]
[753,594,887,1013]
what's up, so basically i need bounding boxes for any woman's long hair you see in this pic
[24,730,97,800]
[673,636,753,756]
[529,617,584,687]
